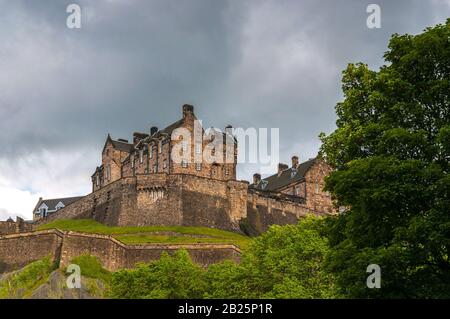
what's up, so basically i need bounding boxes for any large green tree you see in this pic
[320,20,450,298]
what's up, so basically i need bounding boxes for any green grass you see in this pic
[0,257,56,299]
[69,255,111,283]
[38,219,250,249]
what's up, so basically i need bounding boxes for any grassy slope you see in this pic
[38,219,250,249]
[0,257,56,298]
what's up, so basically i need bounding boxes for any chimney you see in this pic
[118,138,129,143]
[150,126,158,135]
[292,155,299,169]
[182,104,194,118]
[253,173,261,185]
[278,163,288,176]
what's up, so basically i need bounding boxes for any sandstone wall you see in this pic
[0,218,34,235]
[37,173,248,232]
[0,230,63,272]
[245,189,322,234]
[0,230,241,273]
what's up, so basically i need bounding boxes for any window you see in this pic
[106,149,110,156]
[96,175,100,186]
[182,142,188,152]
[153,165,158,173]
[158,141,162,153]
[39,208,47,217]
[295,185,301,195]
[149,145,153,159]
[106,165,111,181]
[182,160,188,168]
[224,167,229,175]
[291,169,297,178]
[195,143,202,154]
[315,179,319,194]
[131,155,135,168]
[139,149,144,164]
[196,163,202,171]
[163,160,167,169]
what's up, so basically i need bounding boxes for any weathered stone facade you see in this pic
[30,104,337,235]
[0,217,33,235]
[35,174,249,232]
[0,230,241,273]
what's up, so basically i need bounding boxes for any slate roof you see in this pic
[33,196,84,212]
[250,158,317,191]
[111,139,133,152]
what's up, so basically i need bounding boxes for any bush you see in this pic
[110,250,206,299]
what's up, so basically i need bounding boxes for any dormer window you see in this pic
[290,169,297,178]
[260,180,268,189]
[39,208,47,217]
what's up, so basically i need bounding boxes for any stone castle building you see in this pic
[30,104,336,234]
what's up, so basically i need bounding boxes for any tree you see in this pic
[230,216,338,298]
[320,20,450,298]
[110,250,206,299]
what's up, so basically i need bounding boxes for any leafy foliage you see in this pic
[320,20,450,298]
[110,217,338,299]
[109,250,206,299]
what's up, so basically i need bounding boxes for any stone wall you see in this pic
[0,217,33,235]
[0,230,64,272]
[245,189,325,234]
[37,173,248,232]
[0,230,241,273]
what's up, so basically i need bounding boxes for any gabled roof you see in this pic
[250,158,317,191]
[33,196,84,213]
[102,134,134,154]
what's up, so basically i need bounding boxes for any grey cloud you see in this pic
[0,0,448,184]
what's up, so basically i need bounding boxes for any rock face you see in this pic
[1,269,107,299]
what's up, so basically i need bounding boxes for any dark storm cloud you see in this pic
[0,0,448,174]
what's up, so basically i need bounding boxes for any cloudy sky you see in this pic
[0,0,448,220]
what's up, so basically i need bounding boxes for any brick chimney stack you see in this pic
[278,163,288,176]
[182,104,194,118]
[292,155,299,169]
[253,173,261,185]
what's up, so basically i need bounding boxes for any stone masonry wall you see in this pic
[0,218,33,235]
[0,230,64,272]
[0,230,241,273]
[245,189,326,234]
[37,173,249,232]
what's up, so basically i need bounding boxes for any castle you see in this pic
[0,104,337,273]
[30,104,336,234]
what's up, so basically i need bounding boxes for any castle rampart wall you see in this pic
[245,189,326,234]
[0,230,241,273]
[36,174,249,232]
